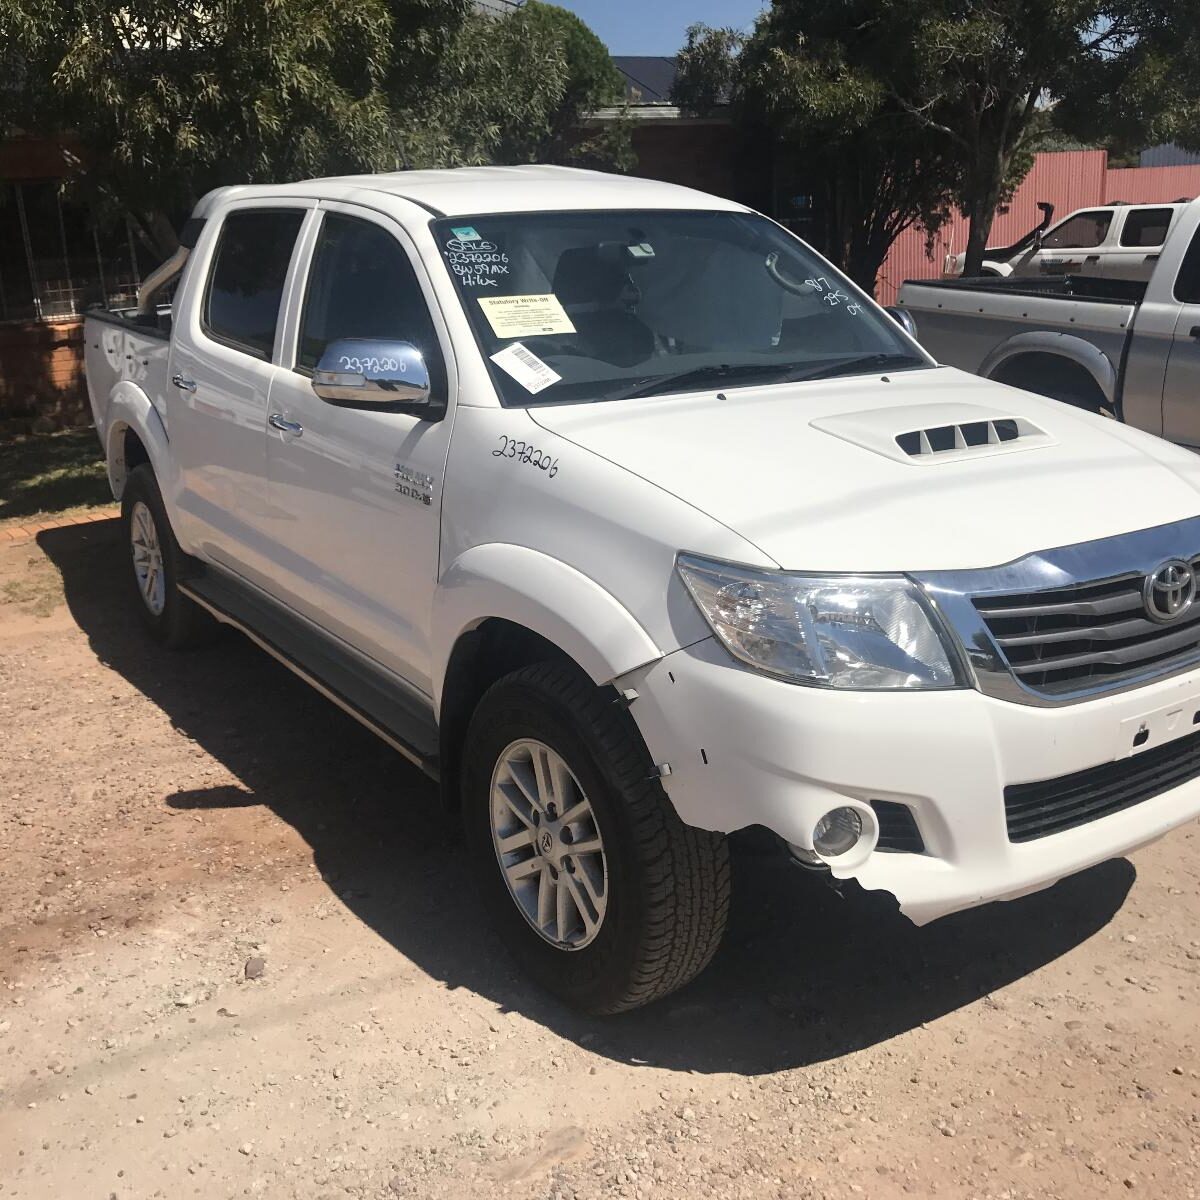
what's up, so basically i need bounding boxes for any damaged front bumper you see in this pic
[621,637,1200,926]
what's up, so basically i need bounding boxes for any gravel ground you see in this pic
[1,519,1198,1200]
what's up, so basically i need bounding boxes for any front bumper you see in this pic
[622,637,1200,925]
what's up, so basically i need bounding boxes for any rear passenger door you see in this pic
[1102,207,1176,281]
[169,202,312,576]
[260,203,455,695]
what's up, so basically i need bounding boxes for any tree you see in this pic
[0,0,469,256]
[500,1,627,164]
[0,0,628,258]
[889,1,1176,275]
[675,13,959,292]
[406,1,632,171]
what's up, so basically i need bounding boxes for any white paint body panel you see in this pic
[84,166,1200,930]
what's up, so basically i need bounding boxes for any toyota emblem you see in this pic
[1144,559,1197,623]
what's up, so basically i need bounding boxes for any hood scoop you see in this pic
[811,403,1056,466]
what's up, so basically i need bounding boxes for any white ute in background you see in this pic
[84,166,1200,1013]
[942,200,1190,281]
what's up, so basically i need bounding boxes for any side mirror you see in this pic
[884,305,919,340]
[311,339,435,414]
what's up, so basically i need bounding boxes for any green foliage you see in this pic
[675,8,960,291]
[676,1,1200,280]
[672,24,744,116]
[0,0,628,256]
[882,1,1191,271]
[410,1,630,169]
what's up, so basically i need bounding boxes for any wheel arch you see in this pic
[104,384,171,499]
[433,544,664,809]
[980,333,1116,413]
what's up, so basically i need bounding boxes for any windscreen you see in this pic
[432,210,929,407]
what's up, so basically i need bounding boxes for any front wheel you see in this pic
[463,662,730,1014]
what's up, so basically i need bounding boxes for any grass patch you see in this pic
[0,429,111,524]
[1,556,64,618]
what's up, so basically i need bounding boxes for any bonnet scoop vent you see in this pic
[811,404,1056,466]
[896,416,1045,458]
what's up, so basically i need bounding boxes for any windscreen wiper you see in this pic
[787,353,928,383]
[613,362,804,402]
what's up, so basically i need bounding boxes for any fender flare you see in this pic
[431,543,663,711]
[979,331,1116,406]
[103,383,173,500]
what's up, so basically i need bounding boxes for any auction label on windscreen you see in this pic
[478,294,576,339]
[489,342,562,394]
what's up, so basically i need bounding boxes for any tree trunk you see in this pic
[962,153,1006,276]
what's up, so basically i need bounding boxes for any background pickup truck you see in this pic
[899,196,1200,445]
[942,200,1190,282]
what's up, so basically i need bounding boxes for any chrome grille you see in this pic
[974,558,1200,695]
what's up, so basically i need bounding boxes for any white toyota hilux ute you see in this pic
[85,166,1200,1014]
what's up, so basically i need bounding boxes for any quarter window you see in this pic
[1174,226,1200,303]
[1120,207,1173,248]
[203,210,304,359]
[1042,211,1113,250]
[297,214,441,372]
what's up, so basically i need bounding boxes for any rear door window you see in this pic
[1042,211,1113,250]
[1120,207,1174,248]
[203,210,305,359]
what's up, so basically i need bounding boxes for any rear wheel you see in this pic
[121,464,215,648]
[463,661,730,1014]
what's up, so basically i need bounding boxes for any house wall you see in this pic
[0,320,88,432]
[627,119,771,213]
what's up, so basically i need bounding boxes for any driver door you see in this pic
[262,203,455,695]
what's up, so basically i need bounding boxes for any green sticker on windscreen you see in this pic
[451,225,482,242]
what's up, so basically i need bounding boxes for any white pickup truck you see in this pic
[899,197,1200,444]
[943,201,1189,282]
[86,165,1200,1013]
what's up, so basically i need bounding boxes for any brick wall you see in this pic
[0,320,89,432]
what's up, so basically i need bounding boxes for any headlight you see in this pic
[676,553,962,690]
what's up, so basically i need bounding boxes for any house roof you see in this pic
[612,56,679,105]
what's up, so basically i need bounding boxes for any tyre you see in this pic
[463,661,730,1014]
[121,464,215,648]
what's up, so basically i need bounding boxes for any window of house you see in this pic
[0,181,144,323]
[203,209,304,359]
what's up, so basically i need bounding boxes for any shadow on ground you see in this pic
[39,520,1135,1076]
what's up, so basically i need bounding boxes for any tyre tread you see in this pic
[479,661,730,1013]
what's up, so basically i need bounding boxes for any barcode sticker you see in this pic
[489,342,562,395]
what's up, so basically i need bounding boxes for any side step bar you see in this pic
[180,570,440,780]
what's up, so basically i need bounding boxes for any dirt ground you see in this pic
[1,520,1198,1200]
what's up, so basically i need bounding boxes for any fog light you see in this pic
[813,807,863,857]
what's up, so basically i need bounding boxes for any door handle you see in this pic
[171,373,197,393]
[1190,326,1200,341]
[268,413,303,436]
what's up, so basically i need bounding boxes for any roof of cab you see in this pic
[193,165,749,219]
